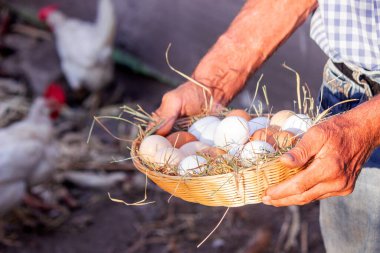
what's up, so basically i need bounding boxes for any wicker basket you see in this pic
[131,129,305,207]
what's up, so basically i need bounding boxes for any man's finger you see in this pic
[317,189,353,201]
[149,114,177,136]
[264,159,326,200]
[265,181,339,207]
[149,100,182,136]
[280,128,324,168]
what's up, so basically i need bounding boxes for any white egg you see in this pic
[227,143,244,157]
[248,117,270,135]
[282,114,312,135]
[179,141,210,156]
[214,116,250,148]
[154,147,185,166]
[139,135,172,163]
[199,120,220,146]
[188,116,220,140]
[241,140,275,162]
[178,155,208,176]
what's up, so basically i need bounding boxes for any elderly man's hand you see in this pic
[152,82,224,136]
[263,110,377,206]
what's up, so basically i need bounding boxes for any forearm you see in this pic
[343,95,380,148]
[193,0,318,105]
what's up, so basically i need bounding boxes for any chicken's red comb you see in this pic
[38,4,59,22]
[44,83,66,105]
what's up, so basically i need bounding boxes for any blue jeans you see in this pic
[318,60,380,253]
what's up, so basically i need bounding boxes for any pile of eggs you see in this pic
[138,110,312,176]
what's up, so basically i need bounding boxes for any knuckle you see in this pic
[298,193,312,205]
[346,188,354,195]
[293,182,307,194]
[335,178,348,191]
[340,188,353,196]
[298,195,307,204]
[344,179,355,192]
[329,157,341,167]
[309,125,327,138]
[291,146,309,163]
[324,160,343,180]
[336,181,346,191]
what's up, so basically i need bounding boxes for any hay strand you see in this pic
[165,44,214,112]
[283,63,302,114]
[197,207,230,248]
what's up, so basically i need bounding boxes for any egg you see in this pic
[199,120,220,146]
[188,116,220,140]
[226,109,251,121]
[273,130,298,150]
[202,147,226,158]
[178,155,208,176]
[270,110,295,128]
[240,140,276,163]
[220,153,235,163]
[249,126,279,146]
[154,147,185,166]
[227,144,244,156]
[214,116,250,148]
[248,117,270,135]
[179,141,210,156]
[139,135,172,163]
[166,131,197,148]
[282,114,313,135]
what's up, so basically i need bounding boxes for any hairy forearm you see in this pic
[344,95,380,148]
[192,0,318,105]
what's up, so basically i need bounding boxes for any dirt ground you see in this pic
[0,1,328,252]
[1,185,324,253]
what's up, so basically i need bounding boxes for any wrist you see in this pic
[192,35,256,106]
[341,95,380,149]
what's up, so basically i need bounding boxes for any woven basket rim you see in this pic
[128,113,308,207]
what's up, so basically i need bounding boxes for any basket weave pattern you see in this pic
[131,137,304,207]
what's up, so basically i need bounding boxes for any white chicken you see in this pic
[0,84,65,218]
[38,0,116,93]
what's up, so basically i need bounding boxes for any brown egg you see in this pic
[202,147,227,158]
[273,130,298,150]
[249,126,279,146]
[226,109,251,121]
[166,131,197,148]
[270,110,296,128]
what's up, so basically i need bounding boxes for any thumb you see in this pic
[280,130,323,168]
[149,98,182,136]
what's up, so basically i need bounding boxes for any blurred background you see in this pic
[0,0,327,252]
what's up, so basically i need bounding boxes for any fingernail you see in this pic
[282,153,295,162]
[262,196,271,205]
